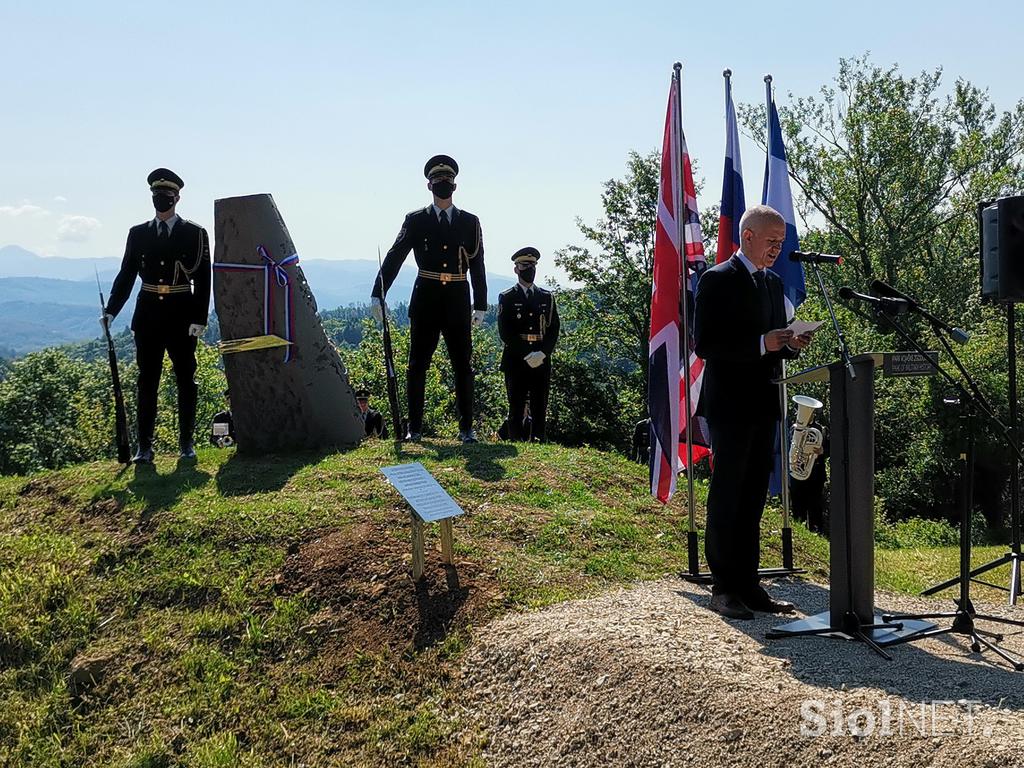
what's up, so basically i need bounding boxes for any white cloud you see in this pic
[0,203,50,218]
[53,195,68,203]
[57,214,102,242]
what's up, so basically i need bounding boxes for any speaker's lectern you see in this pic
[768,353,936,650]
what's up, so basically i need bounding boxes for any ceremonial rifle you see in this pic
[377,247,404,440]
[96,268,131,464]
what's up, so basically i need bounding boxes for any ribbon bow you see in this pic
[213,244,300,362]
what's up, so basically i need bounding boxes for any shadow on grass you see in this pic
[398,439,519,481]
[215,448,338,496]
[107,458,212,514]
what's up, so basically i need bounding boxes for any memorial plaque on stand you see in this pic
[381,462,463,578]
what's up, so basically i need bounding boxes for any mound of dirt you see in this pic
[459,578,1024,768]
[278,522,499,670]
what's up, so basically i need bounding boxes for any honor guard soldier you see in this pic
[355,388,388,439]
[101,168,211,463]
[371,154,486,443]
[497,247,560,442]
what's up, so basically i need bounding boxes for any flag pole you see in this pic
[765,74,796,570]
[675,63,699,573]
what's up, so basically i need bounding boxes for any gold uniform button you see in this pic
[159,279,164,283]
[442,263,447,268]
[158,296,164,301]
[160,261,165,265]
[443,245,448,250]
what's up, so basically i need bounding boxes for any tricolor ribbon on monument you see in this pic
[213,245,300,362]
[649,65,710,504]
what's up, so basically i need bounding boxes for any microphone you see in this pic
[838,286,911,314]
[870,279,970,344]
[790,250,844,265]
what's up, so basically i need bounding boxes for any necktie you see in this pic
[438,210,450,235]
[159,220,169,239]
[753,271,772,329]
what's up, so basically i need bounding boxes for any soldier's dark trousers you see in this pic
[407,309,473,434]
[504,361,550,441]
[135,330,198,450]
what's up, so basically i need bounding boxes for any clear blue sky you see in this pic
[1,0,1020,287]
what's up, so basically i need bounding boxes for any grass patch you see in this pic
[0,440,1010,765]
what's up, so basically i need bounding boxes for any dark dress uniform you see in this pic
[497,249,560,441]
[105,169,211,454]
[371,156,485,436]
[355,388,388,438]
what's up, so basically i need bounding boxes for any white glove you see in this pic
[188,324,206,338]
[472,309,486,326]
[371,297,386,325]
[524,351,546,368]
[99,313,114,331]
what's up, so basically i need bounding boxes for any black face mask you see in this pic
[518,265,536,284]
[431,180,455,200]
[152,193,175,213]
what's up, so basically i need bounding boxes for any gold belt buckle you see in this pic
[440,273,451,284]
[157,285,171,295]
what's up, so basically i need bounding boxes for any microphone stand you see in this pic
[865,306,1024,670]
[811,262,857,381]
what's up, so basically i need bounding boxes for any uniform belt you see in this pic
[417,269,467,283]
[142,283,191,295]
[519,333,544,342]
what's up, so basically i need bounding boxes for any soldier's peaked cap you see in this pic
[148,168,184,192]
[424,155,458,179]
[511,246,540,263]
[355,388,371,400]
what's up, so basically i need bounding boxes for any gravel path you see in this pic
[458,578,1024,767]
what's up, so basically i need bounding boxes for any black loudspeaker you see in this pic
[981,195,1024,303]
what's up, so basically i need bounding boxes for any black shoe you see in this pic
[742,586,796,614]
[132,447,154,464]
[459,430,478,444]
[405,431,422,442]
[179,443,197,460]
[709,592,754,620]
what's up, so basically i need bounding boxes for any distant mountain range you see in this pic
[0,245,515,355]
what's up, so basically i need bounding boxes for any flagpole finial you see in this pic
[674,61,682,73]
[764,73,773,84]
[723,68,732,78]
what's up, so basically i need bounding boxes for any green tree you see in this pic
[0,349,92,474]
[554,151,661,371]
[739,56,1024,525]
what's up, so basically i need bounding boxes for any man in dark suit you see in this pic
[497,247,560,442]
[694,205,813,620]
[371,155,486,444]
[102,168,211,463]
[355,388,387,439]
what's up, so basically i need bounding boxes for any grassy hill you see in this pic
[0,442,1016,767]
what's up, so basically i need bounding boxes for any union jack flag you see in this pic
[649,69,710,503]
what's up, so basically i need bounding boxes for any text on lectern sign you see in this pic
[380,462,464,522]
[883,351,939,377]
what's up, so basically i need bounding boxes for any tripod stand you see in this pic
[883,395,1024,670]
[868,306,1024,670]
[921,301,1023,604]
